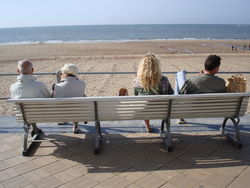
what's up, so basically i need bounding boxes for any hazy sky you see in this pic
[1,0,250,28]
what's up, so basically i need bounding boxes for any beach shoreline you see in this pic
[1,39,250,60]
[1,39,250,115]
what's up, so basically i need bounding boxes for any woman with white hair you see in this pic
[52,63,86,133]
[133,54,174,133]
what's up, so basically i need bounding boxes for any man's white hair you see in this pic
[17,60,33,74]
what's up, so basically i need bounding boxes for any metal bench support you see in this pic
[94,101,102,154]
[220,97,244,148]
[221,117,242,148]
[20,103,43,156]
[161,99,173,152]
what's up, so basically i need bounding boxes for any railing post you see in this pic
[55,71,61,83]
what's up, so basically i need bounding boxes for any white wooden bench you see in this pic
[8,92,250,156]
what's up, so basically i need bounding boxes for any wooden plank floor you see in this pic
[0,132,250,188]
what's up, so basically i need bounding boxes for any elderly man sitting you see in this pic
[10,60,51,99]
[10,60,51,135]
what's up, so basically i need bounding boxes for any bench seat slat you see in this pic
[23,108,169,115]
[20,101,244,110]
[172,106,238,110]
[23,111,168,118]
[173,102,248,109]
[173,100,248,106]
[171,113,237,119]
[93,100,171,103]
[173,97,239,101]
[99,107,168,111]
[98,104,169,108]
[22,104,93,108]
[23,116,158,122]
[24,109,94,113]
[21,104,167,110]
[21,118,94,123]
[173,102,240,106]
[19,100,170,105]
[25,101,168,108]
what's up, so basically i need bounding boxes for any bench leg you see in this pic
[160,120,166,137]
[30,123,42,137]
[221,117,242,148]
[161,119,173,152]
[22,123,43,156]
[94,121,102,154]
[166,119,173,152]
[23,124,30,156]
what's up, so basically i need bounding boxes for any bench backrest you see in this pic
[8,93,250,124]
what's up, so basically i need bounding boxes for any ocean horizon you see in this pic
[0,24,250,45]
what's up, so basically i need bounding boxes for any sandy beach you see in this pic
[1,39,250,115]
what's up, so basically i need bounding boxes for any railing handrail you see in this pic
[1,71,250,76]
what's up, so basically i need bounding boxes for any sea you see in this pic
[0,24,250,45]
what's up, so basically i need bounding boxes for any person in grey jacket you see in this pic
[10,60,51,99]
[53,64,86,98]
[52,63,86,133]
[10,60,51,135]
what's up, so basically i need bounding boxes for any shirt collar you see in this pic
[17,74,37,82]
[61,77,78,82]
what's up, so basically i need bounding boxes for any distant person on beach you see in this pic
[10,60,51,99]
[244,45,246,51]
[232,45,234,51]
[179,55,226,94]
[52,63,86,133]
[133,54,174,133]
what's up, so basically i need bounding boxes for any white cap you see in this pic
[61,63,79,76]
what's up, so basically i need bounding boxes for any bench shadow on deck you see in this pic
[43,133,250,172]
[1,134,250,187]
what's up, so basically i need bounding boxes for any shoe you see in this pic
[177,118,187,124]
[73,125,80,133]
[147,125,154,133]
[58,122,67,125]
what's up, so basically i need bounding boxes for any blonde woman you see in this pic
[133,54,174,132]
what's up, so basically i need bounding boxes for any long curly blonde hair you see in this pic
[137,54,162,90]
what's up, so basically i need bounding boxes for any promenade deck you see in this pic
[0,116,250,188]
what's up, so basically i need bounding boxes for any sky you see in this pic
[1,0,250,28]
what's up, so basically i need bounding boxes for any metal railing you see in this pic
[2,71,250,77]
[1,71,250,100]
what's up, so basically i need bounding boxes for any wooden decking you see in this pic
[1,132,250,188]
